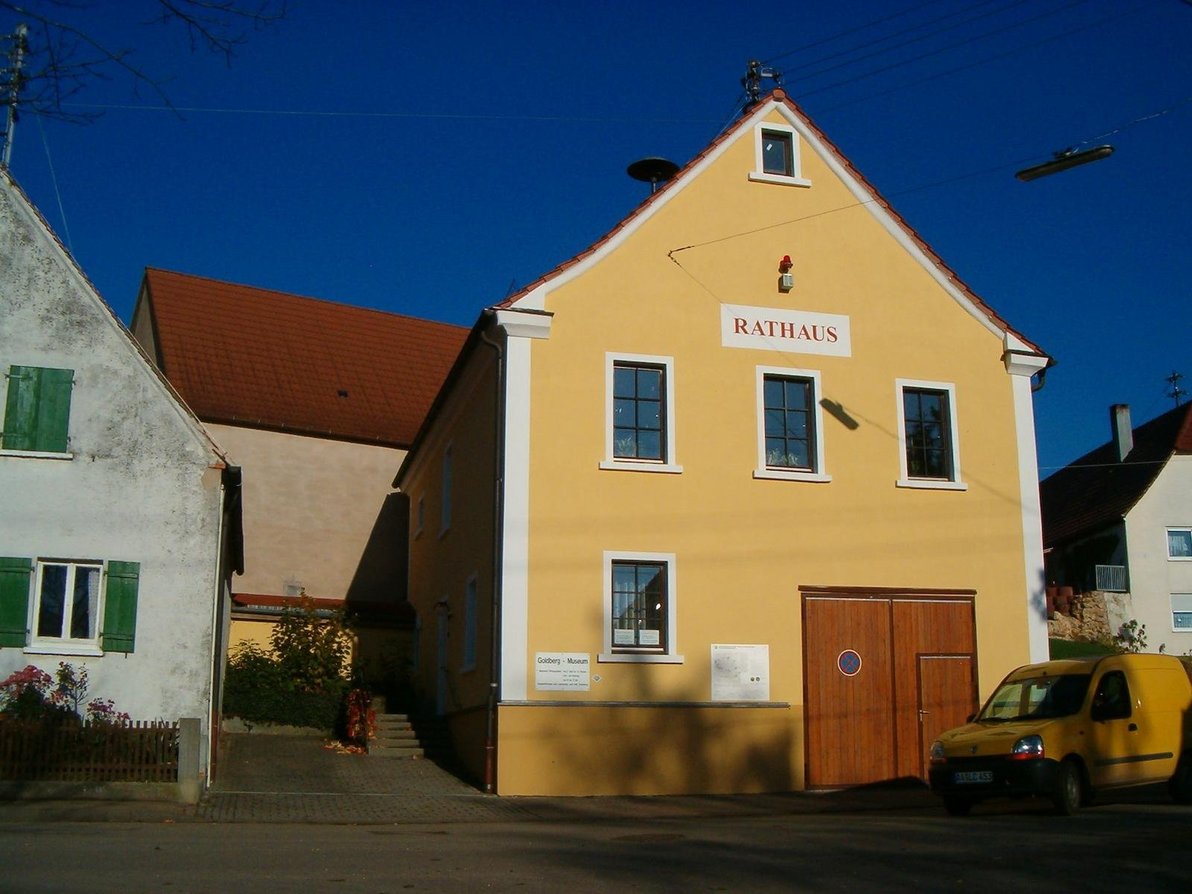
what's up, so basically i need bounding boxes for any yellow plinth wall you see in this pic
[496,703,801,796]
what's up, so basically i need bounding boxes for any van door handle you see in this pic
[1128,723,1138,732]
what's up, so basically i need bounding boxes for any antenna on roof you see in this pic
[1166,370,1186,407]
[627,157,679,194]
[1,24,29,169]
[1015,145,1114,182]
[741,59,782,107]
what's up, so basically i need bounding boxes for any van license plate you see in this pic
[953,771,993,785]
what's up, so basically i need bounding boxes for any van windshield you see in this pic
[977,673,1092,721]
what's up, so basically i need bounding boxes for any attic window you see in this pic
[749,122,811,188]
[337,390,349,398]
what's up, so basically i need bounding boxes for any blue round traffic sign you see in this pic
[837,649,862,677]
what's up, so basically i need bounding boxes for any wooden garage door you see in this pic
[803,591,977,788]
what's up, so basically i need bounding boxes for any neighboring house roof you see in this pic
[498,89,1046,358]
[139,268,469,447]
[1040,403,1192,546]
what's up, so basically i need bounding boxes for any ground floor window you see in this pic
[1172,594,1192,630]
[600,551,681,663]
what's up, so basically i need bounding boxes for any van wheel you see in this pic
[943,796,972,817]
[1052,760,1084,815]
[1170,753,1192,805]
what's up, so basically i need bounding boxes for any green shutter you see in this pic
[2,366,73,453]
[0,557,32,648]
[101,561,140,653]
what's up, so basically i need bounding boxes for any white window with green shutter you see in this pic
[1,365,74,457]
[0,556,139,655]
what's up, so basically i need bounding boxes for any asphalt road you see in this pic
[3,793,1188,893]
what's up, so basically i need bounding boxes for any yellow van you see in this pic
[928,654,1192,815]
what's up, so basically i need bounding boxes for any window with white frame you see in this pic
[600,551,681,663]
[462,575,477,672]
[896,379,965,490]
[1167,528,1192,560]
[601,354,681,473]
[754,367,829,482]
[1171,594,1192,631]
[0,557,140,655]
[748,122,811,187]
[440,446,453,535]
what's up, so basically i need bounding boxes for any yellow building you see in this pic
[397,90,1051,796]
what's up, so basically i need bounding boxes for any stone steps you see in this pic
[367,713,451,759]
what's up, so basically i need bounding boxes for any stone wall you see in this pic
[1047,590,1115,643]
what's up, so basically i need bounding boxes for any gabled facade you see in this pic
[397,90,1051,796]
[130,270,468,682]
[0,171,239,784]
[1042,403,1192,654]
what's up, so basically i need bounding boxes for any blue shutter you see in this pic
[0,557,32,647]
[101,561,140,653]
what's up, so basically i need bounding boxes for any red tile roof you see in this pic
[141,268,468,447]
[1040,403,1192,546]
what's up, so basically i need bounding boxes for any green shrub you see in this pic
[1049,638,1116,659]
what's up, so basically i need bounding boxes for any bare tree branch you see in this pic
[0,0,284,121]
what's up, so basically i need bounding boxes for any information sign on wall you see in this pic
[534,652,591,691]
[711,644,770,701]
[721,304,851,357]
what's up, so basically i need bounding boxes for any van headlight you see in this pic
[1009,734,1045,761]
[930,741,946,764]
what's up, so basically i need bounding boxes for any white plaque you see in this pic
[535,652,591,691]
[721,304,851,357]
[711,644,770,701]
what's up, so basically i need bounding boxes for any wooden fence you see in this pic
[0,719,179,783]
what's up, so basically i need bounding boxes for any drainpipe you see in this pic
[478,314,505,794]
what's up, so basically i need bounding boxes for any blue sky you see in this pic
[3,0,1190,475]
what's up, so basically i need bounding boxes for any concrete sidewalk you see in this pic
[0,732,940,825]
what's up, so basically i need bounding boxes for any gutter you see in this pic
[477,312,505,794]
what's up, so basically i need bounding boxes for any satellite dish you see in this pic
[627,157,679,193]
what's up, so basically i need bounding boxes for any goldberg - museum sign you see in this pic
[721,303,852,357]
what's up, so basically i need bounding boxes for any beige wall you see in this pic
[210,424,407,604]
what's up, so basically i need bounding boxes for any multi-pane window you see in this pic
[1171,594,1192,630]
[761,130,793,176]
[902,387,954,480]
[611,560,667,653]
[763,375,815,470]
[1168,529,1192,560]
[613,362,665,461]
[35,562,101,644]
[2,366,74,453]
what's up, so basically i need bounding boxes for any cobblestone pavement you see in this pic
[199,733,536,824]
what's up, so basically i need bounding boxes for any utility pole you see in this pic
[1166,370,1186,407]
[2,24,29,169]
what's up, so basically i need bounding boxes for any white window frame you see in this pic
[27,559,105,657]
[600,353,682,474]
[462,574,478,672]
[753,366,830,483]
[1167,528,1192,561]
[748,122,812,188]
[895,378,966,491]
[600,551,682,664]
[439,445,453,537]
[1171,594,1192,631]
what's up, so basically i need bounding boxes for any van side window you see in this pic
[1092,671,1132,720]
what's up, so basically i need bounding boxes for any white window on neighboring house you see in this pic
[601,354,681,473]
[1171,594,1192,631]
[896,379,966,491]
[462,575,477,672]
[748,122,812,187]
[1167,528,1192,560]
[600,551,681,664]
[1,365,74,457]
[754,367,830,483]
[0,557,140,656]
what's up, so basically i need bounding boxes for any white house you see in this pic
[0,170,241,786]
[1041,402,1192,654]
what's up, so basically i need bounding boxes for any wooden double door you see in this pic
[802,591,978,788]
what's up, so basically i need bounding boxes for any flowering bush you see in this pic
[0,662,126,724]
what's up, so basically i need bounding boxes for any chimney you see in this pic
[1110,404,1133,461]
